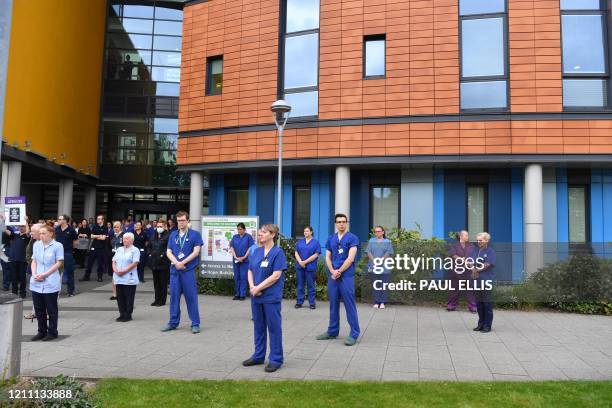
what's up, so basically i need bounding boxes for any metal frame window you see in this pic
[292,186,311,237]
[227,188,249,216]
[370,185,400,231]
[466,184,488,235]
[459,1,509,111]
[279,0,320,119]
[561,0,610,109]
[206,56,223,96]
[568,184,590,243]
[363,34,386,79]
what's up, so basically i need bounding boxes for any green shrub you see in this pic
[3,375,96,408]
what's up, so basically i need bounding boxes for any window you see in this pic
[371,186,399,231]
[460,0,508,110]
[281,0,320,117]
[568,185,589,243]
[292,186,311,237]
[467,185,487,235]
[206,56,223,95]
[561,2,608,108]
[364,35,386,78]
[227,189,248,216]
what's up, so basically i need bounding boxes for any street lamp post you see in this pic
[270,100,291,235]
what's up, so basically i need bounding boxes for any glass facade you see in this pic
[371,186,399,231]
[568,185,588,243]
[101,0,186,190]
[467,185,487,235]
[292,186,311,237]
[227,189,249,216]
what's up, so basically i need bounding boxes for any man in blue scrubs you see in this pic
[317,213,361,346]
[229,222,254,301]
[55,215,78,296]
[242,224,287,372]
[162,211,203,334]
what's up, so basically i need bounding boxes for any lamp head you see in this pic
[271,99,291,124]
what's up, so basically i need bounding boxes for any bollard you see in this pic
[0,293,22,380]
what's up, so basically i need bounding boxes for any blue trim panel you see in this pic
[248,173,257,215]
[209,174,225,215]
[433,169,445,239]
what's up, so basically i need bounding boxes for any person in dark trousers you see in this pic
[2,225,12,291]
[148,219,170,306]
[9,224,30,298]
[81,214,108,282]
[112,232,140,322]
[108,221,124,301]
[76,219,91,268]
[471,232,497,333]
[30,225,64,341]
[55,215,78,296]
[133,221,148,283]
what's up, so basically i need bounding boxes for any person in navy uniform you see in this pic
[55,215,78,296]
[133,221,148,283]
[229,222,254,301]
[316,213,361,346]
[8,224,30,298]
[81,214,108,282]
[108,221,124,301]
[161,211,203,334]
[148,219,170,306]
[242,224,287,372]
[470,232,496,333]
[294,226,321,309]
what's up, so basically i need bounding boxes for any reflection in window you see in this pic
[284,91,318,117]
[461,18,504,77]
[286,0,319,33]
[206,56,223,95]
[568,186,588,243]
[293,187,311,237]
[227,189,249,216]
[364,36,385,78]
[155,6,183,21]
[153,35,182,51]
[108,33,152,50]
[122,4,154,19]
[154,82,180,96]
[152,67,180,82]
[460,81,507,109]
[371,186,399,230]
[284,34,318,89]
[460,0,505,15]
[561,2,608,108]
[121,18,153,34]
[153,118,178,133]
[153,51,181,67]
[467,185,487,235]
[154,20,182,36]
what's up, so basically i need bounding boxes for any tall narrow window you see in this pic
[467,184,487,235]
[568,185,589,243]
[227,189,248,215]
[206,56,223,95]
[281,0,320,117]
[561,1,608,108]
[292,186,311,237]
[371,186,400,231]
[459,0,508,110]
[364,35,386,78]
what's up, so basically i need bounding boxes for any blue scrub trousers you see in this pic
[251,300,283,367]
[327,274,360,339]
[296,266,316,306]
[168,268,200,328]
[2,260,11,290]
[233,261,248,298]
[476,287,493,329]
[62,252,75,295]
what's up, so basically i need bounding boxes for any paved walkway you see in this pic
[19,269,612,381]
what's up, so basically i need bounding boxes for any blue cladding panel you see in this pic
[256,183,275,225]
[511,168,524,283]
[556,168,569,243]
[591,169,604,244]
[350,172,369,243]
[310,170,332,246]
[248,173,257,216]
[209,174,225,215]
[443,171,466,237]
[281,172,293,237]
[433,169,445,239]
[488,171,512,242]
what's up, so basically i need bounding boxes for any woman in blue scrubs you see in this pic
[366,226,394,309]
[242,224,287,373]
[294,226,320,309]
[230,222,254,300]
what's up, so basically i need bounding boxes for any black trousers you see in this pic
[32,291,59,336]
[152,268,169,305]
[10,261,27,297]
[116,284,137,319]
[85,248,105,279]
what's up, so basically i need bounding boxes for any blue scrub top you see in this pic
[54,225,78,253]
[230,233,255,258]
[295,238,321,272]
[470,246,496,281]
[325,232,360,277]
[167,228,204,272]
[249,246,287,303]
[366,238,394,272]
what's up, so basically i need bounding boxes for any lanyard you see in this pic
[177,229,189,253]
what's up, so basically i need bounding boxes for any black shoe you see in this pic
[141,280,146,283]
[232,296,240,300]
[265,364,280,373]
[97,278,103,282]
[2,287,9,291]
[473,325,483,331]
[122,317,132,322]
[151,302,159,306]
[309,304,316,310]
[239,297,246,301]
[42,334,58,341]
[79,277,90,282]
[110,296,117,300]
[31,333,46,341]
[242,358,264,367]
[68,293,75,297]
[116,317,125,322]
[481,327,491,333]
[294,303,303,309]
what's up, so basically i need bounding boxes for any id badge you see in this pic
[128,278,135,284]
[112,248,116,253]
[338,248,344,254]
[178,252,185,259]
[234,259,239,263]
[260,261,269,267]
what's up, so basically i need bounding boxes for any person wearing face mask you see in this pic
[108,221,123,301]
[148,220,170,306]
[133,221,148,283]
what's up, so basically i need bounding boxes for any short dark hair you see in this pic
[304,225,314,234]
[335,213,348,222]
[176,211,189,220]
[61,214,71,223]
[237,222,246,229]
[97,214,105,220]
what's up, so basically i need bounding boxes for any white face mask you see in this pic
[156,227,164,234]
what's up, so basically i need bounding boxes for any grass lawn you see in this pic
[95,379,612,407]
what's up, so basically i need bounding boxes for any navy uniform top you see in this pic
[54,225,78,254]
[133,230,147,251]
[325,232,360,277]
[230,233,254,258]
[167,228,204,273]
[90,224,107,249]
[249,245,287,304]
[470,246,496,281]
[9,232,30,262]
[295,238,321,272]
